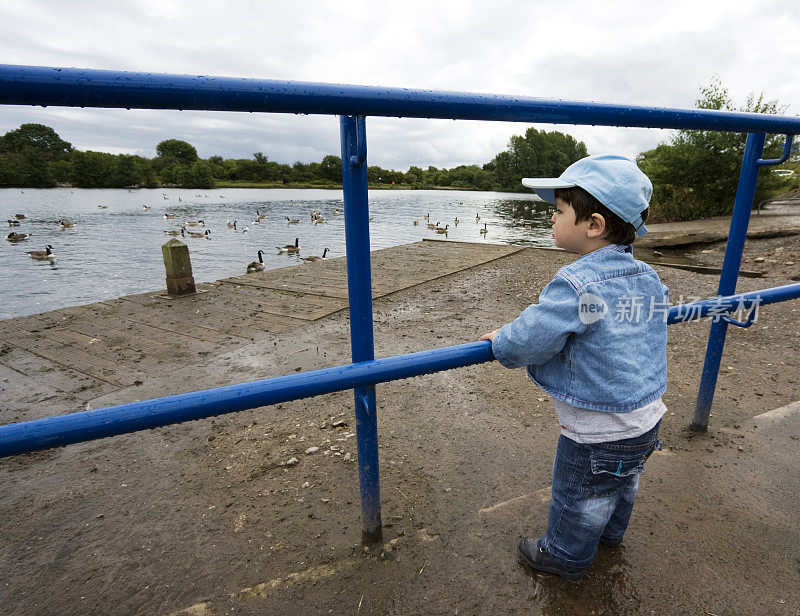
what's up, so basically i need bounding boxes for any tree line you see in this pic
[0,122,587,192]
[0,80,795,222]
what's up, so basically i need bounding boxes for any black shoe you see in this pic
[599,536,623,547]
[517,537,587,581]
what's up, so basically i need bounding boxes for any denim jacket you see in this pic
[492,244,668,413]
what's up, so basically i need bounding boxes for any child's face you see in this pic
[551,198,594,254]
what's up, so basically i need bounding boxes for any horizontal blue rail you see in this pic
[0,341,493,457]
[2,283,798,459]
[3,65,800,134]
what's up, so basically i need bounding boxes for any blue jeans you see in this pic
[541,422,661,569]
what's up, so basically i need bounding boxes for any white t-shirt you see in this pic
[551,396,667,444]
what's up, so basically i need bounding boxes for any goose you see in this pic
[302,248,329,262]
[178,197,182,202]
[435,224,449,234]
[142,205,151,211]
[59,220,75,229]
[313,216,327,224]
[6,232,30,242]
[27,245,54,260]
[226,219,237,229]
[185,219,205,227]
[163,213,176,219]
[426,220,440,230]
[98,205,109,209]
[286,216,300,224]
[413,220,419,226]
[246,250,266,273]
[480,223,488,235]
[187,229,211,238]
[277,238,300,253]
[164,227,186,237]
[255,210,268,220]
[14,213,27,220]
[475,213,480,221]
[331,209,340,216]
[7,219,20,227]
[163,194,168,199]
[423,213,430,221]
[242,226,250,233]
[454,217,459,226]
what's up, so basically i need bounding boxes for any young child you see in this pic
[479,154,668,581]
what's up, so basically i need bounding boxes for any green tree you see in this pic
[320,155,342,183]
[638,78,792,221]
[0,123,72,158]
[155,139,198,165]
[0,123,73,187]
[489,128,588,191]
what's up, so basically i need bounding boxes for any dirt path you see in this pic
[1,238,799,615]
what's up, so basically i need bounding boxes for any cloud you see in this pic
[1,0,799,171]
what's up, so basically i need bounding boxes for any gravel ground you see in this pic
[1,237,799,616]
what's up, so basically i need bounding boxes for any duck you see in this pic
[426,220,440,230]
[98,205,108,209]
[6,232,30,242]
[187,229,211,238]
[59,220,75,229]
[246,250,266,273]
[27,245,54,260]
[14,213,27,220]
[164,227,186,237]
[302,248,329,262]
[242,226,250,233]
[226,219,237,229]
[277,238,300,253]
[142,205,151,211]
[286,216,300,224]
[7,219,20,227]
[185,219,205,227]
[413,220,419,226]
[163,213,176,219]
[435,224,449,234]
[331,209,340,216]
[480,223,488,235]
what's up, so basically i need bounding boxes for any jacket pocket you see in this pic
[581,454,646,498]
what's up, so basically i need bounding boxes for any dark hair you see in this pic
[554,186,647,245]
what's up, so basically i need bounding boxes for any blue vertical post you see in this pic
[692,132,766,431]
[339,115,382,544]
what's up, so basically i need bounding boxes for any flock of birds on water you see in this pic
[6,192,542,275]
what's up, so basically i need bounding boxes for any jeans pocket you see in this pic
[581,454,646,498]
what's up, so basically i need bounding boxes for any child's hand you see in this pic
[478,328,501,342]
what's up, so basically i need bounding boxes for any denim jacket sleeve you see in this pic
[491,274,586,369]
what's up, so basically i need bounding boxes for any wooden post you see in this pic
[162,239,196,295]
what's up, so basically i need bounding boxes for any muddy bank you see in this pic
[1,238,799,616]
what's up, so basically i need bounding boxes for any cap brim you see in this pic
[521,178,576,205]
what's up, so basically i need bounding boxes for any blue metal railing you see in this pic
[2,65,800,543]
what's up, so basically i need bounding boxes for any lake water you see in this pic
[1,188,555,320]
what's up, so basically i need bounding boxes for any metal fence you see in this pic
[2,65,800,543]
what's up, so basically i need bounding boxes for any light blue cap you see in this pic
[522,154,653,237]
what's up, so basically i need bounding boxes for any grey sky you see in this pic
[2,0,799,171]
